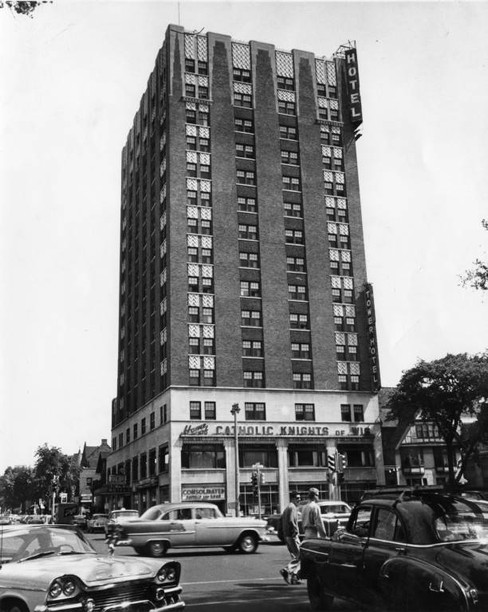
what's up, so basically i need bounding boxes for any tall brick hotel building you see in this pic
[107,24,384,514]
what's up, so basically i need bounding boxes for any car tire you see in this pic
[147,541,168,557]
[237,532,258,553]
[2,602,28,612]
[307,574,334,611]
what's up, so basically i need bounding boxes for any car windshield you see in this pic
[140,507,163,521]
[0,525,95,563]
[112,511,138,520]
[321,504,350,514]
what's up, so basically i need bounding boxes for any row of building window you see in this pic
[113,441,374,479]
[186,401,365,422]
[112,404,168,450]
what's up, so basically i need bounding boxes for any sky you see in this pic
[1,0,487,472]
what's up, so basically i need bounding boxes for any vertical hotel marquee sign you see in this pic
[365,283,381,392]
[345,48,363,126]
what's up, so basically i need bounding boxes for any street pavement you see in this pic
[86,533,356,611]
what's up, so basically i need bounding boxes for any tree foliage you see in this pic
[461,219,488,291]
[0,1,51,18]
[0,465,35,511]
[33,444,81,508]
[387,352,488,487]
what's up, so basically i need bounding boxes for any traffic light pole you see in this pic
[252,462,264,519]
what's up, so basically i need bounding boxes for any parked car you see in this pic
[105,508,140,535]
[298,500,352,538]
[267,500,352,542]
[86,513,109,533]
[300,491,488,611]
[72,514,88,530]
[0,523,184,611]
[111,501,269,556]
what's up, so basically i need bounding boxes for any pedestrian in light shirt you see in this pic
[301,487,327,539]
[279,492,301,585]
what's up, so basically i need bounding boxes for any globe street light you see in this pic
[230,403,240,516]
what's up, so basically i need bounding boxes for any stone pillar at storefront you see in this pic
[171,438,182,502]
[223,438,235,515]
[277,439,289,512]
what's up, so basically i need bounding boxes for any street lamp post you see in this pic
[230,403,240,516]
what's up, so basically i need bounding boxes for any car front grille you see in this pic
[86,581,183,612]
[89,582,152,610]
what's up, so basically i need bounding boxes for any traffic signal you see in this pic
[337,453,347,473]
[260,472,265,485]
[251,471,259,494]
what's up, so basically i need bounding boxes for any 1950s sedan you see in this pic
[111,502,269,556]
[300,491,488,611]
[0,523,184,612]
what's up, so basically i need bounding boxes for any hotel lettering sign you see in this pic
[181,423,371,438]
[182,486,225,501]
[345,48,362,125]
[365,283,381,392]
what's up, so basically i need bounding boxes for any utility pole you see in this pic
[230,403,240,517]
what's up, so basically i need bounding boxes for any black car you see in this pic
[300,490,488,611]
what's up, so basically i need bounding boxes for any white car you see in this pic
[111,502,269,556]
[86,513,109,533]
[0,524,184,611]
[298,500,352,537]
[104,508,139,535]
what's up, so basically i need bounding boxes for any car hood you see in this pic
[434,541,488,591]
[0,553,158,588]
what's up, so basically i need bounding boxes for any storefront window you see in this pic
[239,445,278,468]
[338,444,375,468]
[181,444,225,469]
[288,445,326,467]
[240,483,279,516]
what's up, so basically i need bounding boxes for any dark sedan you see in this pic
[300,491,488,611]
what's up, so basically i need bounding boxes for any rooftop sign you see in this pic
[345,48,363,126]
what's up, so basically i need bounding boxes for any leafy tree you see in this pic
[387,352,488,487]
[461,219,488,291]
[33,444,80,510]
[0,1,51,18]
[0,466,35,512]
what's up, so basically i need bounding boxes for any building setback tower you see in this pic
[107,25,383,515]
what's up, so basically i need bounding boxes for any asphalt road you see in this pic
[86,533,356,611]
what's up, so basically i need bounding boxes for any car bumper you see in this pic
[34,586,185,611]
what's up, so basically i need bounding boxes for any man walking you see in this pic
[301,487,327,539]
[279,492,301,585]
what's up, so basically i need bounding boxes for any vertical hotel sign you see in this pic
[365,283,381,392]
[345,48,362,126]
